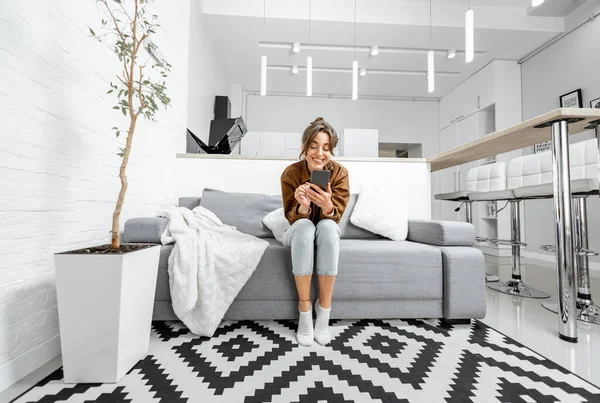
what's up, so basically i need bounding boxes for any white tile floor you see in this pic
[481,258,600,387]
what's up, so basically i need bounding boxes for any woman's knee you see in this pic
[316,219,340,242]
[290,219,316,244]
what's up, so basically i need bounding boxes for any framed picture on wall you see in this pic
[590,97,600,109]
[559,89,583,108]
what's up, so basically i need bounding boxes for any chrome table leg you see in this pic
[551,120,577,343]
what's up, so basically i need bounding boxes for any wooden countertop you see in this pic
[177,153,427,163]
[427,108,600,172]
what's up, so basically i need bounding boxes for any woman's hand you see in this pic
[295,183,312,212]
[307,183,334,214]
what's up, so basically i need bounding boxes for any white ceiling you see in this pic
[200,0,589,99]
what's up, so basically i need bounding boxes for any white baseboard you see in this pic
[0,335,61,394]
[524,251,600,278]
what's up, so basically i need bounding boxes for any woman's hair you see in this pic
[299,117,339,159]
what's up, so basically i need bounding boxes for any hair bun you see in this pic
[311,117,325,125]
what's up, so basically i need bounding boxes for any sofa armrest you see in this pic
[123,217,168,244]
[436,246,486,320]
[407,219,475,246]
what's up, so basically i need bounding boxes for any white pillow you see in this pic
[262,207,290,243]
[350,186,409,241]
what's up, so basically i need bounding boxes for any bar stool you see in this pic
[512,139,600,324]
[434,170,499,282]
[468,187,550,298]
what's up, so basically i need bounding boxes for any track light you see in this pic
[306,56,312,96]
[532,0,545,6]
[447,49,456,59]
[352,61,358,100]
[465,9,474,63]
[370,46,379,56]
[260,55,267,96]
[427,50,434,93]
[359,68,367,77]
[291,65,299,74]
[292,42,301,53]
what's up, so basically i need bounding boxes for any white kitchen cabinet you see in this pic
[242,131,299,157]
[260,132,286,157]
[342,129,379,157]
[241,131,261,156]
[456,113,480,191]
[285,132,302,150]
[477,63,495,110]
[439,124,459,221]
[440,61,510,131]
[457,76,479,121]
[439,91,455,130]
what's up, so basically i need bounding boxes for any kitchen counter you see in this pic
[427,108,600,172]
[177,153,426,163]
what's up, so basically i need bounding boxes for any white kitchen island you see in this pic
[176,154,432,220]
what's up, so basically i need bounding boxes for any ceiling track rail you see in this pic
[519,8,600,64]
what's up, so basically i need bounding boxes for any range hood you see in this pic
[187,96,248,154]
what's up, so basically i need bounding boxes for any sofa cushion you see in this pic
[199,188,282,238]
[350,186,409,241]
[179,197,201,210]
[335,240,443,300]
[407,220,475,246]
[236,239,315,300]
[262,207,289,243]
[339,194,383,239]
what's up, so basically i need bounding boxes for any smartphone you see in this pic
[310,170,330,191]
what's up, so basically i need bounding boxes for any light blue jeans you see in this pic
[282,218,341,276]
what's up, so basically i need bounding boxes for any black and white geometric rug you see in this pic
[14,319,600,402]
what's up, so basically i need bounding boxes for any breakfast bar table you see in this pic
[428,108,600,343]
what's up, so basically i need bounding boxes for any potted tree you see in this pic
[54,0,171,383]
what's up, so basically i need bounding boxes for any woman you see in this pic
[280,117,350,346]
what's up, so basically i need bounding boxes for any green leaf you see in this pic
[122,107,126,116]
[112,106,119,110]
[89,27,96,36]
[107,89,113,94]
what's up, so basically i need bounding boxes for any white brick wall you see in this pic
[0,0,190,370]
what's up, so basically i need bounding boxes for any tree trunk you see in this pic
[111,114,138,249]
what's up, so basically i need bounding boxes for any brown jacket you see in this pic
[281,159,350,225]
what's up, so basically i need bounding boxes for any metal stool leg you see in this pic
[543,196,600,324]
[487,200,550,298]
[466,201,500,283]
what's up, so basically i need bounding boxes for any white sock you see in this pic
[314,299,331,346]
[297,305,314,346]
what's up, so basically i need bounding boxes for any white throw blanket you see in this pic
[158,206,269,336]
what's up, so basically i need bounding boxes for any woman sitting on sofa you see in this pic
[280,117,350,346]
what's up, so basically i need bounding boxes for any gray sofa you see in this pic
[123,188,486,322]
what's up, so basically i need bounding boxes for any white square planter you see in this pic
[54,244,160,383]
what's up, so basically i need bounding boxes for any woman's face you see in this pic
[304,131,332,172]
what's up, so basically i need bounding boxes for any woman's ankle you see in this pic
[299,299,312,312]
[317,299,331,309]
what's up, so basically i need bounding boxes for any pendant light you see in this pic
[307,0,312,96]
[260,0,267,96]
[427,0,434,93]
[352,0,358,100]
[465,1,474,63]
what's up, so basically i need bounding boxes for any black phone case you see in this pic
[310,170,330,191]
